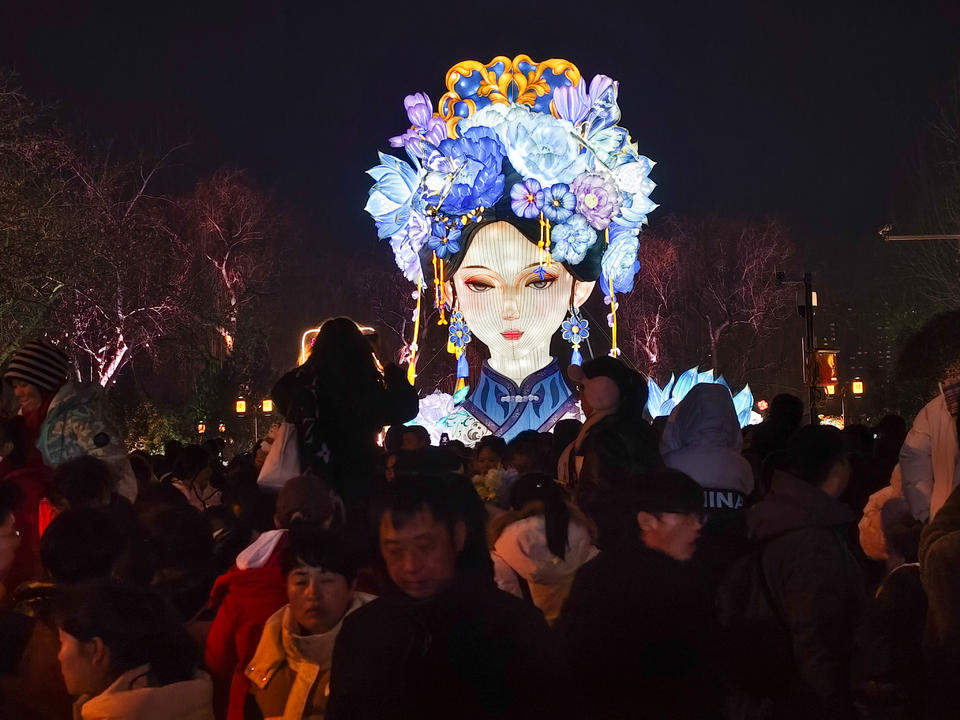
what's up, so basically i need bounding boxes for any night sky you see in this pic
[2,0,959,282]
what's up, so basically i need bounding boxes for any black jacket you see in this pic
[741,471,866,719]
[558,534,717,719]
[326,572,570,720]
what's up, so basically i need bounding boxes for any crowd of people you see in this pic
[1,324,959,720]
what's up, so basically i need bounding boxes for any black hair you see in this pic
[163,439,183,461]
[475,435,507,460]
[509,473,571,559]
[581,356,648,423]
[383,425,405,455]
[303,317,384,421]
[57,580,198,686]
[137,504,213,576]
[780,425,849,486]
[172,445,212,483]
[0,480,22,522]
[371,474,466,537]
[40,507,126,584]
[768,393,805,429]
[282,520,361,584]
[51,455,114,508]
[505,431,552,476]
[552,419,582,452]
[883,512,923,563]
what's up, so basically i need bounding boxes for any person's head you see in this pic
[627,468,704,562]
[40,508,126,584]
[162,439,183,463]
[383,425,405,455]
[172,445,212,488]
[472,436,507,476]
[552,418,582,451]
[504,430,551,476]
[0,481,23,579]
[448,221,596,368]
[570,356,647,420]
[283,522,359,635]
[56,580,197,697]
[781,424,851,498]
[51,455,115,510]
[768,393,804,430]
[371,475,468,599]
[127,451,154,495]
[508,473,572,559]
[401,425,431,452]
[3,339,70,414]
[880,497,923,565]
[305,317,381,388]
[872,415,907,463]
[275,474,341,530]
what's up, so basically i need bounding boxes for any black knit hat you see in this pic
[4,339,70,393]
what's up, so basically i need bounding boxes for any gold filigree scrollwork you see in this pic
[438,55,582,137]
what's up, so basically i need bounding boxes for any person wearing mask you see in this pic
[244,524,374,720]
[488,473,598,624]
[326,474,568,720]
[271,318,419,515]
[559,468,712,719]
[734,425,866,719]
[56,580,214,720]
[205,475,341,720]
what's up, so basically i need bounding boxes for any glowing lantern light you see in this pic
[218,422,226,433]
[261,398,274,414]
[824,384,837,396]
[235,397,247,416]
[851,379,864,397]
[197,422,206,435]
[756,399,769,412]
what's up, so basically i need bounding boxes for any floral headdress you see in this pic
[365,55,657,382]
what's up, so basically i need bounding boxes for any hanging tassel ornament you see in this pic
[604,228,621,357]
[406,274,423,385]
[448,308,471,392]
[432,253,447,325]
[562,307,589,367]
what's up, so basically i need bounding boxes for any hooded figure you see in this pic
[660,383,754,509]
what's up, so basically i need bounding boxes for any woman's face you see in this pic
[11,380,43,414]
[472,446,502,476]
[286,565,353,635]
[57,629,110,697]
[451,222,576,363]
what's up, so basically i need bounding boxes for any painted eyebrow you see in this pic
[461,263,545,271]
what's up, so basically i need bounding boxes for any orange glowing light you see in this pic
[261,398,273,414]
[851,379,864,397]
[235,397,247,415]
[197,422,206,435]
[824,384,837,396]
[218,423,226,433]
[757,399,769,412]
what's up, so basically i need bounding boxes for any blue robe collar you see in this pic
[461,358,577,442]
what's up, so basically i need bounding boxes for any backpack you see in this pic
[715,534,797,699]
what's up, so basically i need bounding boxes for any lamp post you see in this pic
[840,378,865,425]
[235,395,273,442]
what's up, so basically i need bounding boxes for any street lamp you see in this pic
[235,397,247,416]
[197,421,206,435]
[261,398,273,415]
[851,378,864,398]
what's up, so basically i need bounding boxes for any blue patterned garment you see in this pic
[461,359,579,442]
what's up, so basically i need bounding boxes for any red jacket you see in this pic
[204,530,288,720]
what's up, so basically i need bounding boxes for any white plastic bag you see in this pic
[257,422,301,492]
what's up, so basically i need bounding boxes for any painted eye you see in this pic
[465,278,494,293]
[526,275,557,290]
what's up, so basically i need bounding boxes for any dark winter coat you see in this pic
[272,363,418,512]
[558,533,718,719]
[918,481,960,718]
[571,414,661,551]
[740,471,866,719]
[326,571,571,720]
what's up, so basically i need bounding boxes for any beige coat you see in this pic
[245,593,374,720]
[77,665,214,720]
[489,501,599,624]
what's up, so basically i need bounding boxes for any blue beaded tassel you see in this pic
[561,308,589,368]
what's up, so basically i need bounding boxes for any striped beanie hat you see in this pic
[4,339,71,392]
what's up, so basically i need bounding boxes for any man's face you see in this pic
[286,564,353,635]
[636,511,703,562]
[11,380,42,414]
[379,507,464,600]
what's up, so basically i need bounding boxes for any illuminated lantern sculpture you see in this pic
[364,55,657,442]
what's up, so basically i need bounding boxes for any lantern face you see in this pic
[851,379,864,397]
[261,398,274,414]
[235,398,247,415]
[825,384,837,396]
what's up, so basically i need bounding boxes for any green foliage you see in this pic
[123,401,189,454]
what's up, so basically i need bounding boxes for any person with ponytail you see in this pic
[56,580,214,720]
[488,473,598,624]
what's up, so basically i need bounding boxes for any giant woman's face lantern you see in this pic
[450,221,594,369]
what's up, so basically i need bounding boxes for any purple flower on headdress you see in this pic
[510,179,543,219]
[389,92,448,159]
[553,75,618,126]
[428,222,462,259]
[571,172,621,230]
[550,215,596,264]
[542,183,576,223]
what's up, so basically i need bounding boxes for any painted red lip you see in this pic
[501,330,523,341]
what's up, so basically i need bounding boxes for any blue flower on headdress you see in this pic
[389,92,448,160]
[389,210,430,282]
[503,108,586,187]
[541,183,576,224]
[365,153,420,239]
[428,222,462,258]
[600,222,641,293]
[422,127,506,216]
[551,214,596,264]
[510,179,543,219]
[561,313,590,343]
[448,313,471,349]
